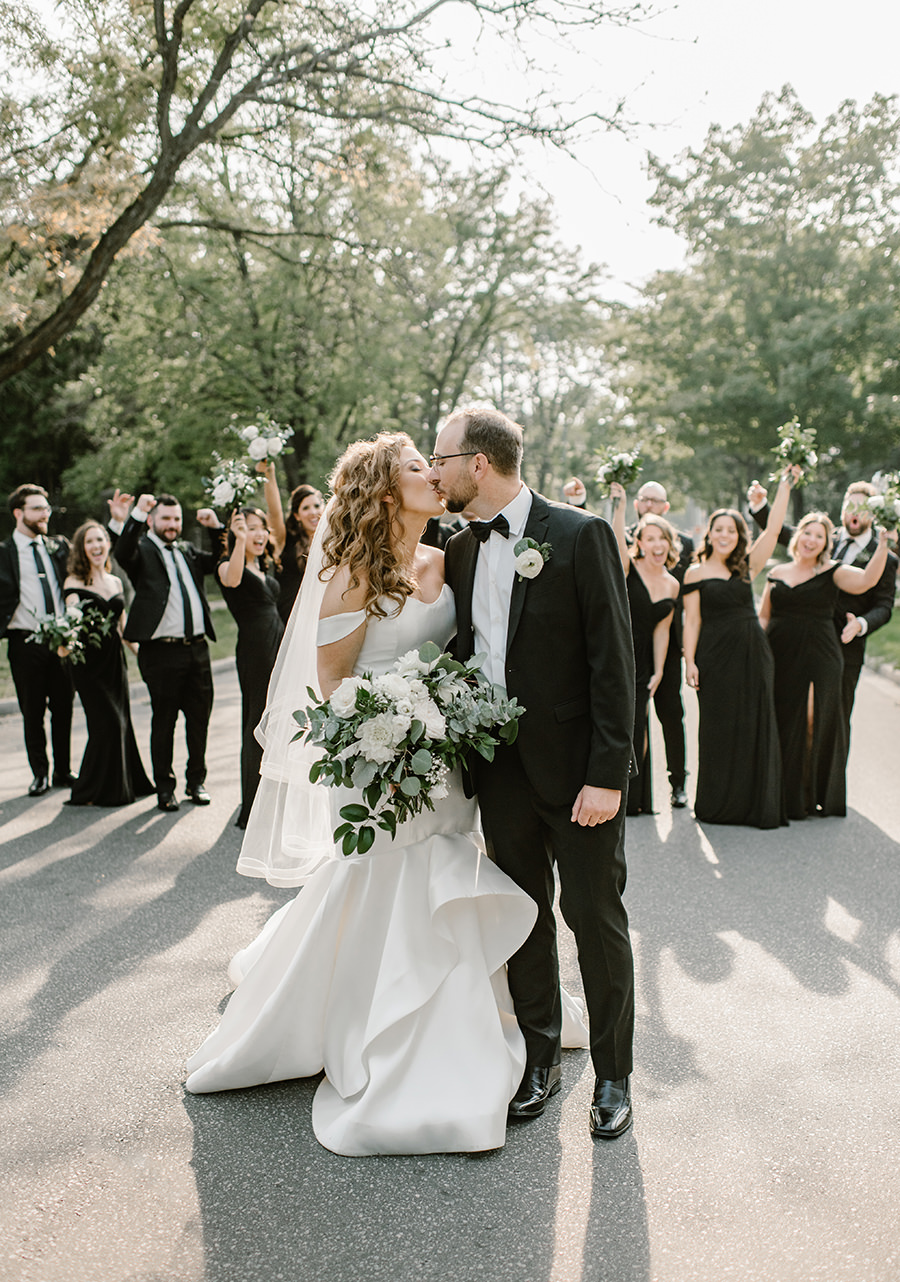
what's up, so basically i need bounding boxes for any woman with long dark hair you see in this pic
[258,461,324,621]
[63,521,153,806]
[217,507,285,827]
[681,470,798,828]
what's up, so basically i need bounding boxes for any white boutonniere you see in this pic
[513,537,552,581]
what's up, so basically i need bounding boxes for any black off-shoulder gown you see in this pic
[220,567,285,826]
[626,569,675,816]
[67,589,154,806]
[766,566,848,819]
[683,576,786,828]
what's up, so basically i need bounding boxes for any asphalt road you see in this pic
[1,659,898,1282]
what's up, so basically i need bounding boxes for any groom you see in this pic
[432,406,637,1139]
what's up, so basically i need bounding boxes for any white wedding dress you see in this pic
[186,587,588,1156]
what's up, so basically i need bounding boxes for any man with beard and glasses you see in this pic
[0,484,74,796]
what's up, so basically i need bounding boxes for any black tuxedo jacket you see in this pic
[751,504,897,667]
[0,535,70,637]
[445,491,636,805]
[109,517,218,643]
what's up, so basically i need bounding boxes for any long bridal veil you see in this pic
[236,501,340,886]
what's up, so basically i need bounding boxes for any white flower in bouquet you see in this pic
[330,675,368,718]
[595,445,642,493]
[395,647,439,677]
[212,480,236,506]
[357,711,406,764]
[265,437,283,457]
[866,472,900,530]
[239,425,259,442]
[247,436,270,462]
[373,672,412,703]
[769,420,817,486]
[868,494,885,511]
[411,696,446,740]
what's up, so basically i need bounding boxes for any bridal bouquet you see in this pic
[293,642,524,854]
[595,446,642,494]
[203,453,259,509]
[28,601,115,664]
[865,474,900,531]
[769,420,817,487]
[233,411,292,463]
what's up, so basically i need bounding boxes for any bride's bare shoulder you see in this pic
[320,562,369,619]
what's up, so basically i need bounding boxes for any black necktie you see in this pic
[32,540,57,615]
[166,546,195,637]
[469,514,510,543]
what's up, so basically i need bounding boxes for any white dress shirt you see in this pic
[144,528,205,638]
[836,527,874,635]
[8,530,64,630]
[471,484,533,690]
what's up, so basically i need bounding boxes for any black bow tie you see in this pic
[469,514,510,543]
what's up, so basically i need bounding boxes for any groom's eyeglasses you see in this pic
[428,452,478,468]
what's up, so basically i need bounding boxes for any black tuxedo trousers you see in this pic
[476,743,634,1080]
[7,633,74,778]
[137,640,213,793]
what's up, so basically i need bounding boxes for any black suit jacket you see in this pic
[109,517,218,642]
[445,491,636,805]
[751,504,896,667]
[0,535,70,637]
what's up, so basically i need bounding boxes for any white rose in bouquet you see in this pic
[265,437,283,457]
[240,425,259,442]
[373,672,412,703]
[247,437,270,461]
[411,697,446,740]
[212,480,236,506]
[330,676,367,718]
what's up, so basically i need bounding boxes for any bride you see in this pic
[186,432,586,1156]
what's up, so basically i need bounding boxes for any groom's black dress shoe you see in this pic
[589,1076,632,1139]
[671,787,688,809]
[508,1064,562,1119]
[52,772,77,788]
[186,785,211,805]
[28,776,50,797]
[157,792,180,812]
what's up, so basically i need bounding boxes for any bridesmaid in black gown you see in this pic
[681,470,797,829]
[611,485,679,814]
[218,508,285,827]
[758,512,890,820]
[257,461,324,621]
[63,522,153,806]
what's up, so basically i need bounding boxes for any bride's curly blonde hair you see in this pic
[320,431,419,618]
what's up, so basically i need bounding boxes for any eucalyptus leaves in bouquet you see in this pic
[865,473,900,532]
[595,446,642,496]
[28,601,116,664]
[292,642,524,854]
[769,421,817,487]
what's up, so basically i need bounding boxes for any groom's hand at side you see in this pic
[571,785,622,826]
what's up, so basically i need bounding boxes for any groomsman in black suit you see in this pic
[434,407,637,1139]
[748,478,897,727]
[108,491,224,812]
[0,484,74,795]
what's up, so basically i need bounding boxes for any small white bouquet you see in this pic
[292,642,525,854]
[28,601,115,664]
[203,453,259,509]
[233,411,293,463]
[865,473,900,531]
[769,420,816,487]
[595,446,642,494]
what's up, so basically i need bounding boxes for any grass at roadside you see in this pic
[864,608,900,668]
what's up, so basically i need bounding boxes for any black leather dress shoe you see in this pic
[589,1076,633,1139]
[508,1064,562,1119]
[186,786,211,805]
[671,788,689,809]
[52,772,77,787]
[28,776,50,797]
[157,792,180,812]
